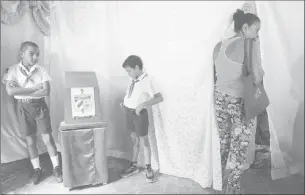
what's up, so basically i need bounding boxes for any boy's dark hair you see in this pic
[20,41,39,52]
[122,55,143,70]
[233,9,260,33]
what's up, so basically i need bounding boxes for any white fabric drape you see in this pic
[257,1,304,178]
[47,1,303,191]
[2,1,302,183]
[48,1,245,190]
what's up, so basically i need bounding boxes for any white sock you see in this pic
[50,155,59,168]
[31,157,41,169]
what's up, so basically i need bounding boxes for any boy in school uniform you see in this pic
[2,41,63,185]
[120,55,163,183]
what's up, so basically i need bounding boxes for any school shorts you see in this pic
[16,98,52,136]
[123,105,149,137]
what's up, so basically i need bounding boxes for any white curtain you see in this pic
[48,1,245,190]
[47,1,303,191]
[257,1,304,178]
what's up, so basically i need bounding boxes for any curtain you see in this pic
[48,1,246,190]
[1,8,48,163]
[257,1,304,178]
[2,0,303,189]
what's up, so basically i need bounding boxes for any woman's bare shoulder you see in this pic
[225,38,244,63]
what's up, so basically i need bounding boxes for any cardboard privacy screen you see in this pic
[64,71,103,125]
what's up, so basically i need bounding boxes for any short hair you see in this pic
[20,41,39,52]
[122,55,143,70]
[233,9,260,33]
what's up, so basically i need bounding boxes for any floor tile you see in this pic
[2,156,304,194]
[241,170,271,194]
[261,173,304,194]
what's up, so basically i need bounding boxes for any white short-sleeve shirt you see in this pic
[123,72,159,109]
[2,62,52,99]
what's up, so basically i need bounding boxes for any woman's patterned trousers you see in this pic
[214,90,255,193]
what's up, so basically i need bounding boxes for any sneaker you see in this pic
[53,166,63,183]
[145,166,156,183]
[29,168,42,185]
[121,162,139,178]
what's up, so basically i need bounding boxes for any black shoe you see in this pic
[53,166,63,183]
[145,166,156,183]
[121,162,139,178]
[30,168,42,185]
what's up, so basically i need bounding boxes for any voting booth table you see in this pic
[59,71,108,189]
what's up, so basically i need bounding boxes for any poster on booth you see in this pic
[71,87,96,118]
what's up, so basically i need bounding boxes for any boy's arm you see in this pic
[27,67,52,97]
[140,92,163,108]
[135,78,163,115]
[136,92,163,115]
[5,81,41,96]
[27,81,50,97]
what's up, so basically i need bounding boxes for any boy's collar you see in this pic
[19,61,38,73]
[135,72,147,80]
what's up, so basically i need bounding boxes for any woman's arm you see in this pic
[213,41,222,83]
[251,38,264,85]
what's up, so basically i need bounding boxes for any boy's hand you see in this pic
[9,81,19,88]
[135,104,144,115]
[120,102,124,111]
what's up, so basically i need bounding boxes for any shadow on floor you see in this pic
[1,153,304,194]
[1,152,130,194]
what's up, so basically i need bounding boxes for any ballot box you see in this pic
[63,71,103,125]
[58,71,108,189]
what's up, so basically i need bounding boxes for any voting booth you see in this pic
[59,71,108,189]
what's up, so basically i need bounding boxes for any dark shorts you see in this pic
[16,98,52,136]
[123,105,149,137]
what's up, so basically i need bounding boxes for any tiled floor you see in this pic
[1,153,304,194]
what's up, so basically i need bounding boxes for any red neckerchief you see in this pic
[127,73,148,98]
[19,64,39,87]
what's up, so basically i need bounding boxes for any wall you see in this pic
[1,9,48,163]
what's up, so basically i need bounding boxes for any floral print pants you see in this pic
[214,90,255,192]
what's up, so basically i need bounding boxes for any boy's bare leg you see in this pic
[131,132,140,162]
[140,135,151,165]
[25,135,41,185]
[41,133,57,157]
[140,135,155,183]
[41,133,62,182]
[121,132,140,178]
[25,135,39,161]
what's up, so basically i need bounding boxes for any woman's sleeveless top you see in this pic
[215,37,244,98]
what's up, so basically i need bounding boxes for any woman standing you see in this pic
[213,9,264,194]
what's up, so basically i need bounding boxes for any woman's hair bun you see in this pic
[233,9,245,22]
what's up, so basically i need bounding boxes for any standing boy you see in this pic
[120,55,163,183]
[2,41,63,185]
